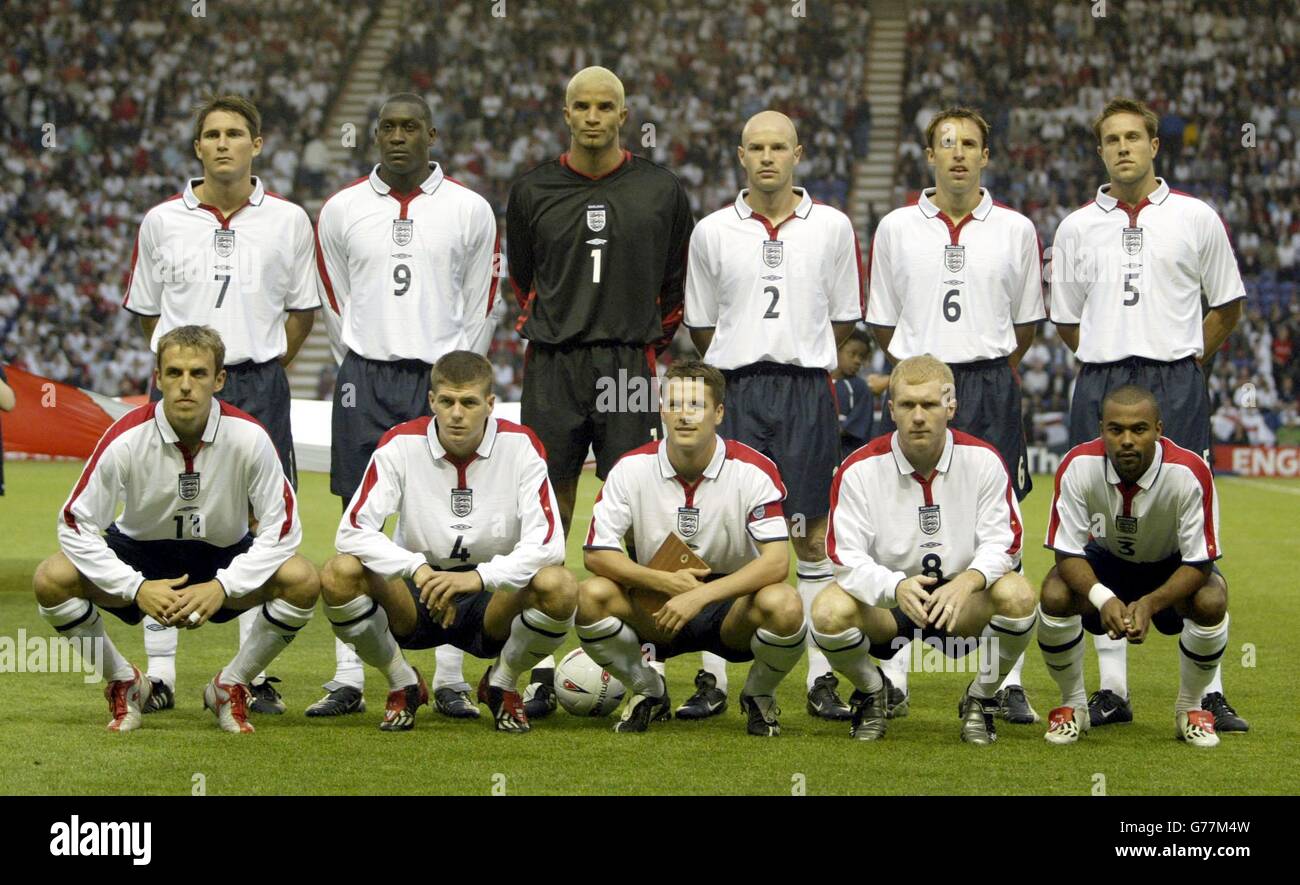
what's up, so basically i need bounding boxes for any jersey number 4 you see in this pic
[449,535,471,562]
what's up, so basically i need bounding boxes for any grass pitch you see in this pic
[0,461,1297,795]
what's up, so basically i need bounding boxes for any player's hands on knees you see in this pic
[895,575,937,626]
[1099,597,1129,640]
[166,579,226,628]
[656,567,711,597]
[926,580,973,631]
[653,588,708,637]
[1124,598,1153,643]
[419,568,484,628]
[136,574,189,624]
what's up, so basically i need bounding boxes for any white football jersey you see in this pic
[827,429,1023,607]
[123,177,319,364]
[1049,179,1246,363]
[1046,436,1221,564]
[684,188,863,371]
[58,399,300,601]
[866,188,1045,362]
[584,435,789,575]
[337,416,563,591]
[315,163,499,362]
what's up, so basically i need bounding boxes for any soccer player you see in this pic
[684,110,862,723]
[32,326,318,734]
[1049,97,1247,731]
[505,66,693,537]
[811,355,1035,744]
[313,93,500,719]
[865,106,1045,724]
[577,360,807,736]
[122,94,318,715]
[833,329,884,461]
[1037,385,1230,748]
[319,351,576,733]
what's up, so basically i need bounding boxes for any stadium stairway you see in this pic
[289,0,406,399]
[851,0,907,243]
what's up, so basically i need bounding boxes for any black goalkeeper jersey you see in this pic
[506,151,694,348]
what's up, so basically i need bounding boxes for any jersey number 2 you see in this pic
[763,285,780,319]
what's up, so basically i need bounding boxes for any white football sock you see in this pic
[577,616,662,697]
[223,599,313,686]
[142,615,177,688]
[743,623,808,697]
[1037,607,1086,710]
[971,612,1036,700]
[326,596,417,690]
[326,636,365,691]
[491,608,573,690]
[701,651,729,694]
[999,651,1026,690]
[40,598,134,683]
[1204,666,1224,695]
[1094,632,1128,698]
[1177,616,1228,715]
[432,645,471,692]
[879,646,909,694]
[796,559,834,689]
[812,626,883,693]
[237,606,267,683]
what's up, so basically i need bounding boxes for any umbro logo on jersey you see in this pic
[762,239,783,268]
[761,274,782,281]
[213,229,235,258]
[1122,226,1143,255]
[586,238,607,245]
[920,541,941,548]
[943,244,965,273]
[586,205,606,232]
[451,523,471,530]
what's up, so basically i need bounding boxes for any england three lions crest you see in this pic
[918,504,941,535]
[178,471,201,501]
[586,205,606,232]
[943,245,965,274]
[1122,227,1143,255]
[392,219,414,247]
[677,506,700,538]
[213,229,236,258]
[451,487,473,518]
[763,240,783,268]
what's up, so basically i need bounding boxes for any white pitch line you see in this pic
[1220,477,1300,496]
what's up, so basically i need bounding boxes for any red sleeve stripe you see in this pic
[1045,439,1105,548]
[313,222,340,315]
[495,419,548,460]
[824,435,891,565]
[585,487,605,546]
[1160,439,1219,558]
[851,228,865,318]
[62,404,156,533]
[279,480,295,540]
[377,417,432,450]
[538,478,556,544]
[349,461,380,529]
[122,232,141,306]
[723,439,787,499]
[951,430,1022,554]
[486,228,501,316]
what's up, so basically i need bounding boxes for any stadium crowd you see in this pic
[898,0,1300,446]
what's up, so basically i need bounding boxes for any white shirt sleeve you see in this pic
[968,452,1022,585]
[1045,456,1091,556]
[864,221,901,327]
[828,464,907,607]
[285,208,321,311]
[829,214,865,322]
[684,224,719,329]
[1013,221,1047,324]
[314,199,351,318]
[475,444,565,592]
[584,465,633,551]
[744,466,789,544]
[457,198,501,356]
[214,433,301,597]
[124,211,163,317]
[1048,217,1086,325]
[1177,470,1222,563]
[57,439,144,602]
[1197,205,1247,309]
[336,444,427,580]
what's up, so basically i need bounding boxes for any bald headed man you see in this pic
[682,109,865,722]
[505,66,694,540]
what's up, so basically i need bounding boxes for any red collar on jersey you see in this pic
[559,149,631,180]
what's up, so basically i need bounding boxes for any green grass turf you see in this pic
[1,462,1297,795]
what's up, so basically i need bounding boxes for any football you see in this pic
[553,648,626,717]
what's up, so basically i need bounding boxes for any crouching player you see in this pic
[577,360,806,736]
[1038,385,1229,747]
[321,351,576,733]
[34,325,318,734]
[812,355,1035,744]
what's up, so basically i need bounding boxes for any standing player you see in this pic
[312,93,500,719]
[684,110,862,723]
[505,66,693,537]
[1049,97,1247,731]
[319,351,576,733]
[33,326,318,734]
[122,94,318,715]
[577,360,807,736]
[1037,386,1230,748]
[812,356,1036,744]
[865,106,1044,724]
